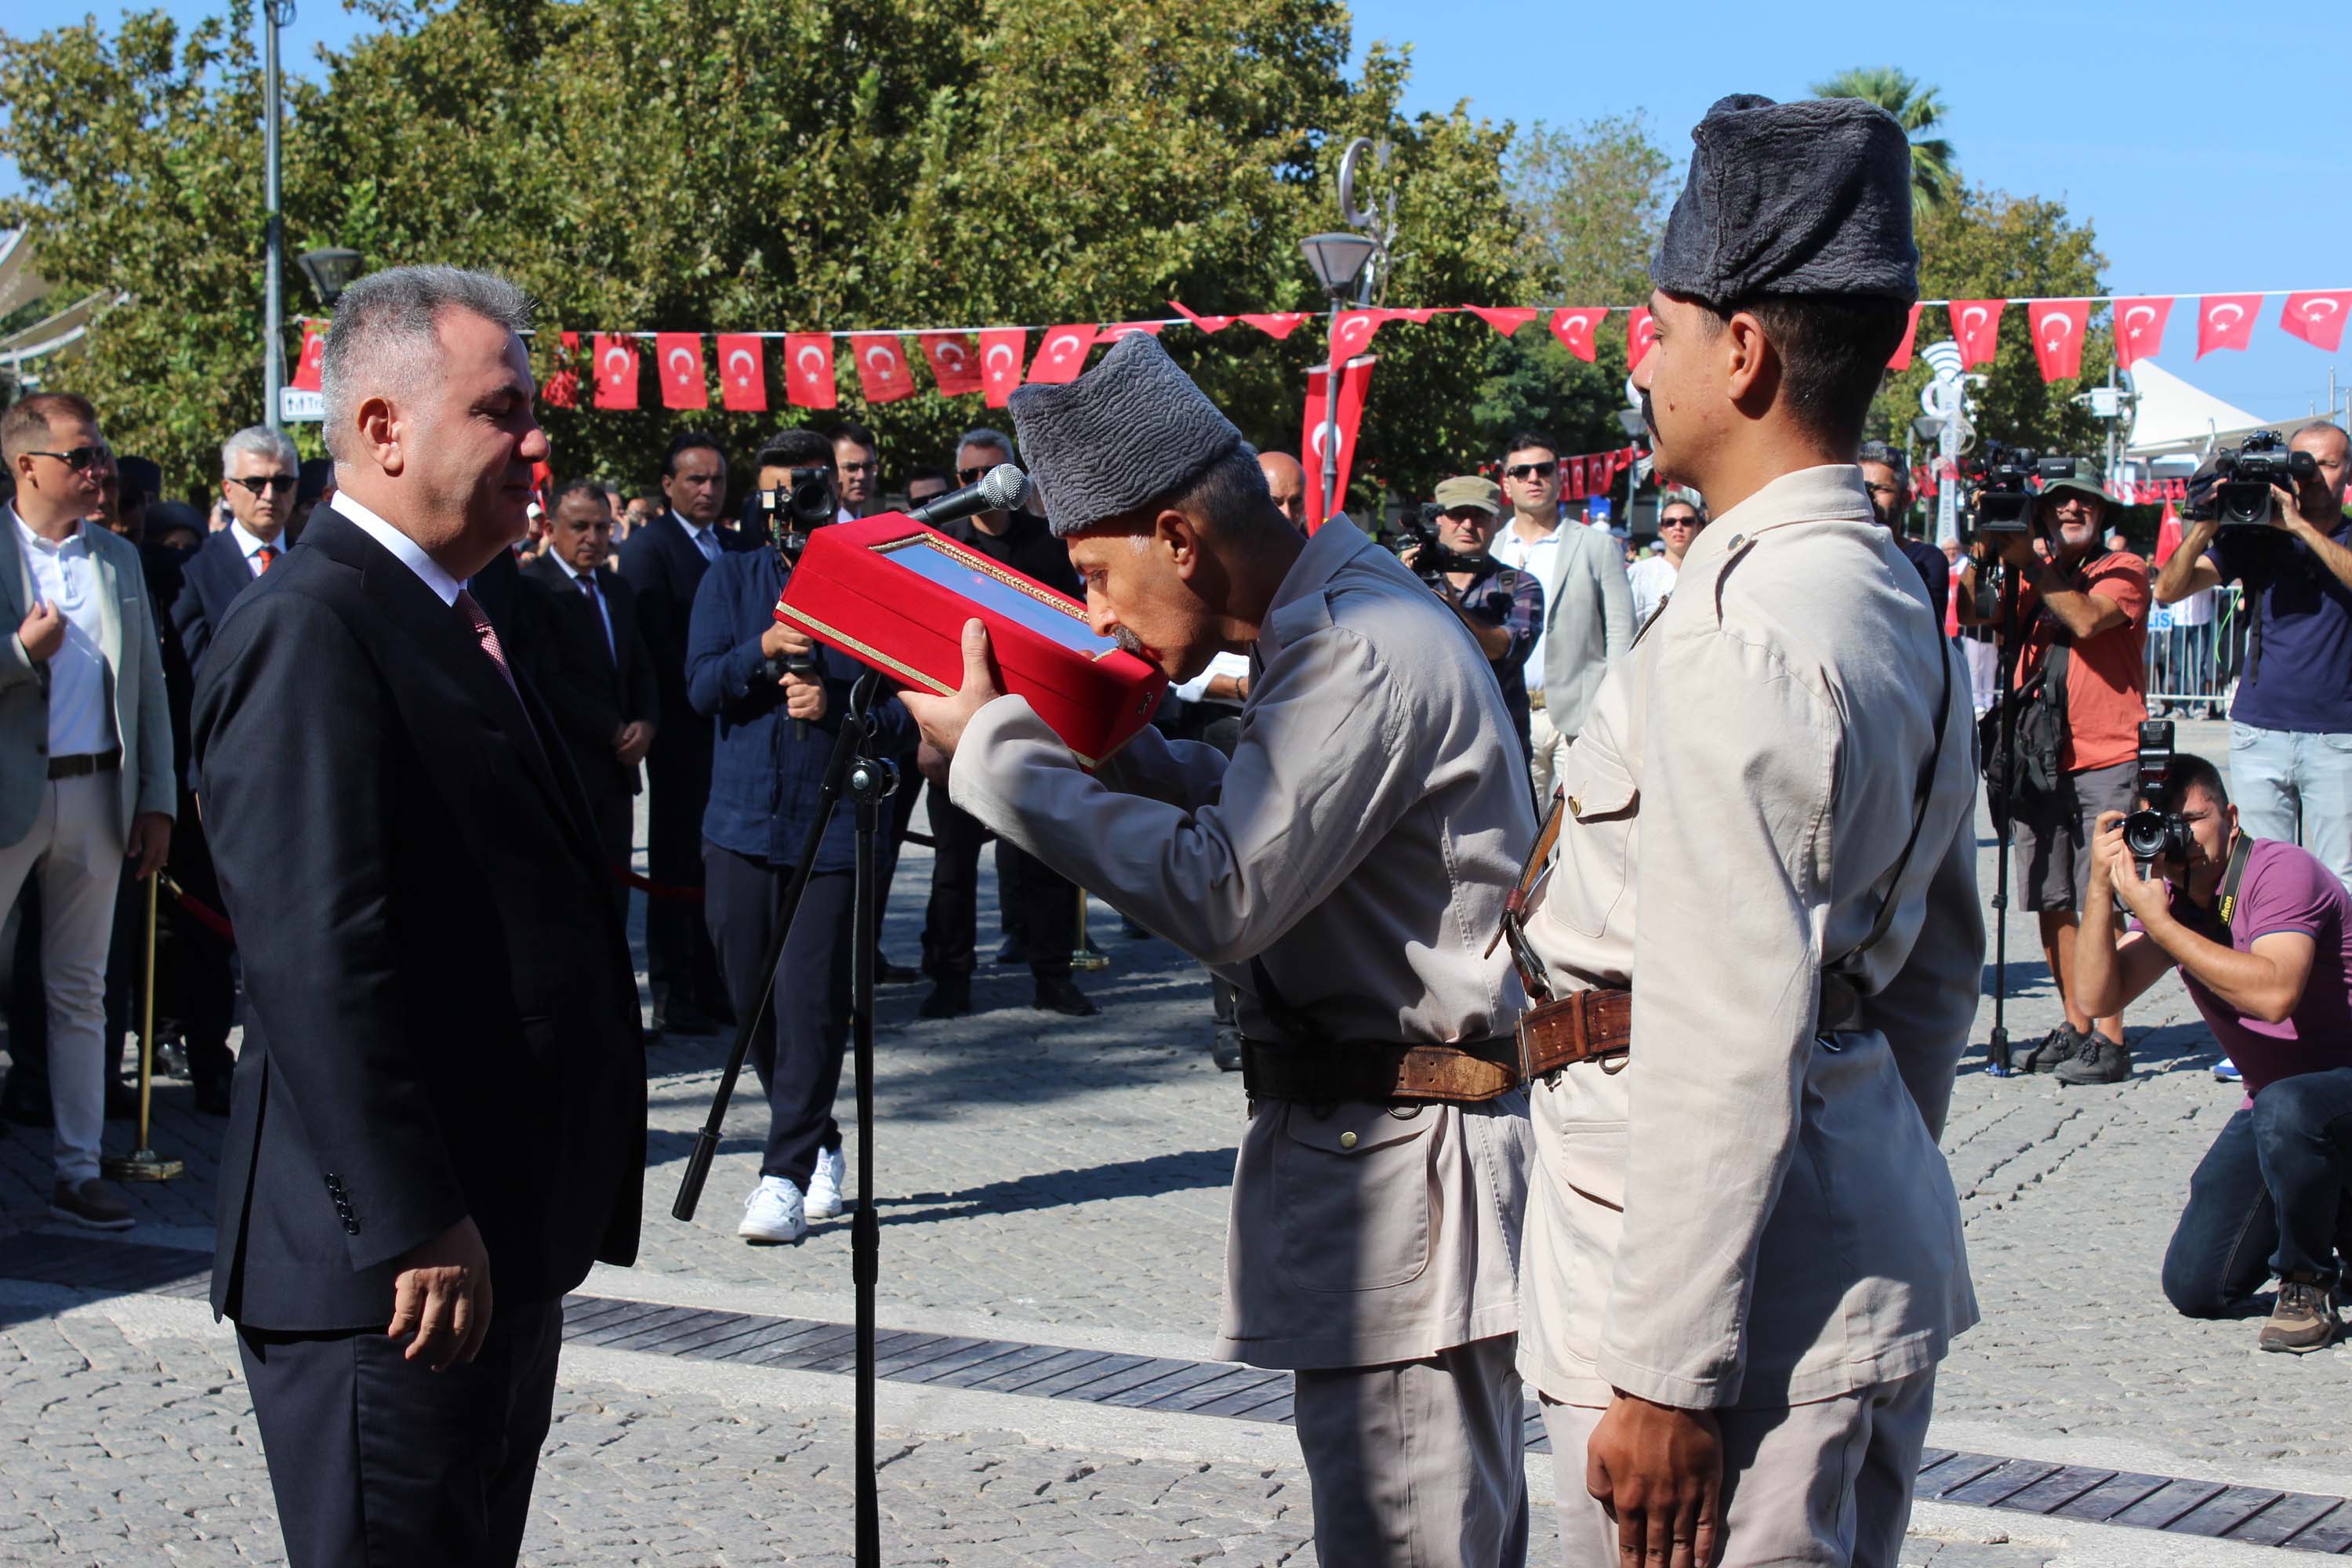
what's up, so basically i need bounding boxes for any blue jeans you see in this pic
[2230,723,2352,891]
[2162,1068,2352,1316]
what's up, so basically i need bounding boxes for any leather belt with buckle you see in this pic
[1519,986,1633,1076]
[47,748,121,780]
[1240,1036,1523,1105]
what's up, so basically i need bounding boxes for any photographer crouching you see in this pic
[1399,476,1543,768]
[2072,749,2352,1353]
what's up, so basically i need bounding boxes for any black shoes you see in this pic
[2056,1032,2132,1085]
[2009,1023,2083,1076]
[1212,1028,1243,1073]
[920,976,972,1019]
[876,953,923,986]
[1033,978,1097,1018]
[994,935,1031,967]
[652,1000,721,1036]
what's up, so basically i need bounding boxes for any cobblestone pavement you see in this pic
[0,719,2340,1561]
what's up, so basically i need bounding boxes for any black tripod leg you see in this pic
[1987,570,2024,1077]
[845,747,893,1568]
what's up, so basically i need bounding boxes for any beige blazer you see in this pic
[1515,465,1983,1410]
[950,517,1536,1369]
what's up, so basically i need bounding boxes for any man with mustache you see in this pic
[901,333,1537,1566]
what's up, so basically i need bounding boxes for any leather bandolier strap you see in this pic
[1518,985,1634,1076]
[1240,1036,1524,1106]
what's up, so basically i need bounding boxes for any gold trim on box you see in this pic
[874,532,1098,616]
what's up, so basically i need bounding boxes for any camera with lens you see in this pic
[2121,720,2191,880]
[758,464,840,560]
[2211,430,2318,528]
[1394,504,1497,590]
[1961,445,2083,535]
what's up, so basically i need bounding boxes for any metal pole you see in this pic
[845,745,892,1568]
[262,2,287,430]
[101,874,182,1181]
[1319,300,1341,526]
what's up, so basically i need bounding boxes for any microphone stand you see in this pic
[673,670,895,1567]
[1984,560,2024,1076]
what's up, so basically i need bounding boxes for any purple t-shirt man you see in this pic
[2144,837,2352,1094]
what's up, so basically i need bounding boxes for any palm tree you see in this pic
[1810,66,1958,210]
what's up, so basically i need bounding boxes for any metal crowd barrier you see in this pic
[2143,585,2243,717]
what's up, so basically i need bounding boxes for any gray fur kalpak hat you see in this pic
[1008,332,1246,537]
[1650,93,1919,307]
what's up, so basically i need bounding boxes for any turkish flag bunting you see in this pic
[2197,293,2263,358]
[2154,501,2184,567]
[1328,309,1384,372]
[1170,300,1232,334]
[1627,307,1657,370]
[1465,306,1537,336]
[1381,307,1439,325]
[784,333,837,410]
[2113,296,2172,368]
[543,331,582,409]
[655,333,708,410]
[1565,452,1586,501]
[291,321,326,391]
[851,333,914,405]
[1301,354,1377,530]
[592,334,640,410]
[1887,303,1922,371]
[1548,307,1606,362]
[920,333,984,396]
[1029,325,1098,385]
[1951,300,2005,369]
[1098,322,1165,343]
[715,334,768,412]
[1239,313,1308,339]
[979,328,1027,408]
[2281,291,2352,353]
[2027,300,2090,383]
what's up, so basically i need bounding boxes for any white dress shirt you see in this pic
[554,555,616,659]
[670,510,722,563]
[9,506,112,757]
[1172,650,1251,705]
[1628,554,1680,627]
[1490,521,1563,693]
[228,518,287,577]
[331,492,461,607]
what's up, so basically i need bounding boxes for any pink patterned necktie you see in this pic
[454,588,518,696]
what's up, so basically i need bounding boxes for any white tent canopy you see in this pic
[2124,358,2329,457]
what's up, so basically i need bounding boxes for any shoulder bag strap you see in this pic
[1844,635,1956,967]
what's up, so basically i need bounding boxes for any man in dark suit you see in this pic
[176,425,299,671]
[526,477,658,931]
[193,265,645,1568]
[616,429,744,1036]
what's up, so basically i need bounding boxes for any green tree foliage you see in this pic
[1810,66,1957,211]
[4,1,1534,510]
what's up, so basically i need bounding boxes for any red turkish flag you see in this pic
[1170,300,1232,334]
[2197,294,2262,358]
[1548,307,1606,362]
[1951,300,2005,369]
[1465,306,1537,336]
[2154,501,2184,567]
[1564,456,1587,502]
[979,328,1026,408]
[655,333,707,410]
[715,334,767,412]
[2113,296,2172,368]
[1029,324,1098,385]
[1239,313,1308,339]
[1381,307,1439,325]
[542,331,582,409]
[2027,300,2090,383]
[1887,303,1922,370]
[2281,291,2352,353]
[1301,354,1376,529]
[1097,321,1165,343]
[920,333,984,396]
[592,334,640,410]
[850,333,914,405]
[1627,307,1657,370]
[1329,309,1384,367]
[783,333,837,410]
[292,321,326,391]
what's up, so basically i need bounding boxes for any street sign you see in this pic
[278,387,323,423]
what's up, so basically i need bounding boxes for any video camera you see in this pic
[2211,430,2317,528]
[758,465,840,561]
[1394,504,1498,590]
[1962,444,2078,535]
[2122,720,2190,880]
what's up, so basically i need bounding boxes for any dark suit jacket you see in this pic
[172,525,271,674]
[616,511,750,756]
[523,552,659,812]
[942,510,1081,597]
[192,509,646,1332]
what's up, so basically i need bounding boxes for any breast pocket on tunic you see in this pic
[1541,748,1639,938]
[1275,1102,1434,1294]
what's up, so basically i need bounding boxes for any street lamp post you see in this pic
[262,1,295,430]
[1300,230,1376,524]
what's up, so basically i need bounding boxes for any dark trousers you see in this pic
[2163,1067,2352,1316]
[644,729,722,1010]
[586,783,633,935]
[923,793,1073,980]
[877,755,925,946]
[158,806,237,1083]
[237,1299,564,1568]
[702,841,852,1189]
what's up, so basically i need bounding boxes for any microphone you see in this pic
[904,463,1031,527]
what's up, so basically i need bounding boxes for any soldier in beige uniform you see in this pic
[1508,96,1985,1566]
[902,333,1537,1566]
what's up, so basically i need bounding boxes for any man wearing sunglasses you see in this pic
[175,426,302,673]
[1488,431,1634,808]
[0,394,176,1232]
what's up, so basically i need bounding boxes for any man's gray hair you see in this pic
[1857,440,1909,481]
[321,265,535,463]
[220,424,298,477]
[956,426,1017,463]
[1163,443,1280,543]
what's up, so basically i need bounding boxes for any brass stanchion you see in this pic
[1069,886,1110,971]
[101,873,182,1182]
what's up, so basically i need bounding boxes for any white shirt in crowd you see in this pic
[9,506,113,757]
[1489,520,1561,693]
[228,519,285,577]
[554,554,617,658]
[1628,554,1679,627]
[2170,583,2217,627]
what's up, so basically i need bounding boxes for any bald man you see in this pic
[1258,452,1307,533]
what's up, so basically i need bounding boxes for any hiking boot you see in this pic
[2056,1032,2132,1085]
[2010,1022,2082,1075]
[2259,1275,2342,1354]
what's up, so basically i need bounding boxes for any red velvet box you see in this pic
[773,513,1169,768]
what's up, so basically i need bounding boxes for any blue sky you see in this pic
[13,0,2352,423]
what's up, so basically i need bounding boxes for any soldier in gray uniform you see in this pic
[902,333,1537,1566]
[1504,96,1985,1566]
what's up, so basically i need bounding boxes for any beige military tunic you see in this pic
[1516,464,1984,1413]
[950,517,1536,1370]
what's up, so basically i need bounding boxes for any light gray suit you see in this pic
[1534,520,1635,742]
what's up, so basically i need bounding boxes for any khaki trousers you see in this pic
[1543,1370,1936,1568]
[1528,706,1573,807]
[1294,1334,1529,1568]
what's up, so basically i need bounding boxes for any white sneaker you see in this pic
[737,1176,807,1245]
[805,1145,847,1220]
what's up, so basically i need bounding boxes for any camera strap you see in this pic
[2217,831,2255,930]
